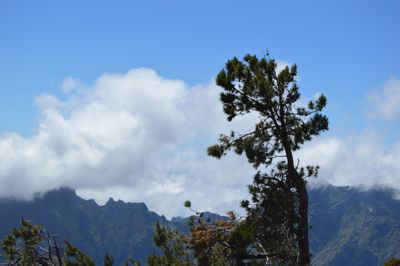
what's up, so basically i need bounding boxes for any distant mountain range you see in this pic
[1,185,400,265]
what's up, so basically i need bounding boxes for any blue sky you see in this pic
[1,0,399,135]
[1,1,400,216]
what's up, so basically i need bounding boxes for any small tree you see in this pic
[1,219,66,266]
[1,219,139,266]
[208,53,328,265]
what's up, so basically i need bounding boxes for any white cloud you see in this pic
[367,78,400,120]
[0,68,256,217]
[300,132,400,191]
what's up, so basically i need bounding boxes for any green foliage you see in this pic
[124,257,141,266]
[147,222,192,266]
[184,201,191,208]
[1,219,47,265]
[148,201,258,266]
[385,257,400,266]
[103,255,114,266]
[241,173,298,264]
[64,241,95,266]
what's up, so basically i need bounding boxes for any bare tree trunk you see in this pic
[296,178,310,266]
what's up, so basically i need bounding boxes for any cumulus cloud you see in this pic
[367,78,400,120]
[0,69,256,217]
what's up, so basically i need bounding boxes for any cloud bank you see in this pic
[0,69,257,217]
[300,133,400,189]
[0,69,399,217]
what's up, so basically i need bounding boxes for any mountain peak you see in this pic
[104,197,149,212]
[106,197,116,205]
[38,187,77,201]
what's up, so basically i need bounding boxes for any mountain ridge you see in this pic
[1,185,400,265]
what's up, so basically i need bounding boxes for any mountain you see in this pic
[0,188,165,265]
[309,185,400,265]
[1,186,400,265]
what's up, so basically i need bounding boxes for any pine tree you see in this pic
[208,52,328,265]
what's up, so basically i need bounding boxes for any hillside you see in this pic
[1,186,400,265]
[309,185,400,265]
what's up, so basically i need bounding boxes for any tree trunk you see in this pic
[296,177,310,266]
[284,144,310,266]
